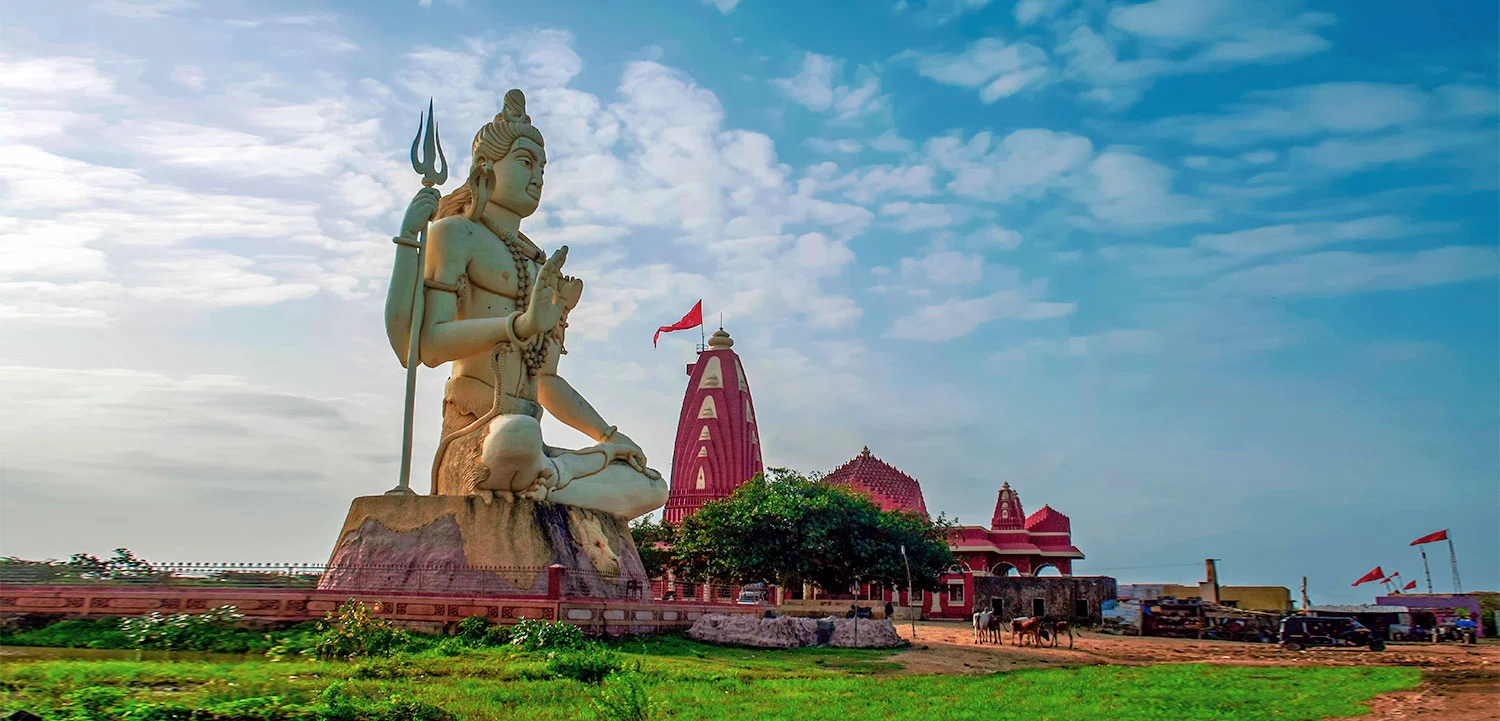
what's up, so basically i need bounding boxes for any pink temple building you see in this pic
[946,482,1084,577]
[663,328,764,524]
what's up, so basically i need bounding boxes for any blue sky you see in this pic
[0,0,1494,605]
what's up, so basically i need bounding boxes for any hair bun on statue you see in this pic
[499,89,531,125]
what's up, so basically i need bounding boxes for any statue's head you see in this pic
[440,89,546,223]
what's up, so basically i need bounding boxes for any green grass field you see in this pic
[1,635,1418,721]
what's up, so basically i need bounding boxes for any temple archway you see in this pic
[993,563,1018,577]
[1033,564,1061,577]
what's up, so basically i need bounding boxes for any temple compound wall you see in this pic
[969,575,1118,624]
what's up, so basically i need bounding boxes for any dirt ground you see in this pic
[884,621,1499,720]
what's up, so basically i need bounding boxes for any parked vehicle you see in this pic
[1279,616,1385,652]
[736,583,769,605]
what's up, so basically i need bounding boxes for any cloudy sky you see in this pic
[1,0,1494,604]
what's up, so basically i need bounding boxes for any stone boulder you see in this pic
[319,495,650,599]
[687,613,905,649]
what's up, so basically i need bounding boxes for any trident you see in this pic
[386,99,447,496]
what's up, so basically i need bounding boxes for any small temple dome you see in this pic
[708,328,733,349]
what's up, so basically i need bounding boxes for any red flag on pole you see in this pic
[1409,529,1448,546]
[654,300,703,347]
[1402,580,1418,590]
[1352,566,1385,586]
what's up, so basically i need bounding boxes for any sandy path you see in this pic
[882,621,1499,719]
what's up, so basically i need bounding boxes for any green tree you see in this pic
[671,468,952,593]
[628,517,677,579]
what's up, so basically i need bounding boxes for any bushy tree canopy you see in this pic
[669,468,952,592]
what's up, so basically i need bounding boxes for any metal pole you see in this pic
[901,544,916,640]
[1421,548,1434,594]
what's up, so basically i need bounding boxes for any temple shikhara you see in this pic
[663,328,764,524]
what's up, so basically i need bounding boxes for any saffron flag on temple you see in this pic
[654,300,703,347]
[1409,529,1448,546]
[1403,580,1418,590]
[1351,566,1385,586]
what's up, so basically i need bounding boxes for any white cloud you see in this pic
[701,0,741,13]
[1070,151,1214,228]
[1158,82,1431,146]
[1193,216,1441,257]
[898,246,984,287]
[1107,0,1334,65]
[968,225,1023,250]
[1215,247,1500,297]
[908,38,1053,102]
[881,202,964,232]
[90,0,197,18]
[1014,0,1069,26]
[890,284,1074,341]
[171,65,206,90]
[772,53,887,120]
[928,128,1094,203]
[807,138,863,154]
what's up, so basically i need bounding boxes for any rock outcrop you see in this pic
[319,495,650,599]
[687,613,905,649]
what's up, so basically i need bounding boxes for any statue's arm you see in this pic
[383,188,442,366]
[415,220,513,367]
[536,321,613,442]
[383,239,421,365]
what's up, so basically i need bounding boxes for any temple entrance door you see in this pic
[1032,598,1046,617]
[991,599,1005,618]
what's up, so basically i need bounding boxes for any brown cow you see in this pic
[1010,616,1044,647]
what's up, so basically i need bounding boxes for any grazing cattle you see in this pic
[1010,616,1044,647]
[986,614,1004,644]
[1049,620,1074,649]
[972,610,994,644]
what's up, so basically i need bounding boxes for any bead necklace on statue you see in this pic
[479,214,549,378]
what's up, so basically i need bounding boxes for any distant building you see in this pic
[1118,584,1292,614]
[663,328,763,524]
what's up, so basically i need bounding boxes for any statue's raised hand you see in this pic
[517,245,569,339]
[398,186,441,240]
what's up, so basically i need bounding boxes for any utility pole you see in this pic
[901,545,916,640]
[1300,577,1310,615]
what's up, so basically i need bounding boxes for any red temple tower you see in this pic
[663,328,763,524]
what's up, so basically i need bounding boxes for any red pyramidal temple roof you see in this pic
[1024,504,1071,533]
[823,446,929,516]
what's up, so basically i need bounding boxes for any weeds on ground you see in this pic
[591,672,657,721]
[545,645,624,684]
[311,601,411,661]
[508,618,586,651]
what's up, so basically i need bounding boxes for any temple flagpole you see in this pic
[1448,536,1463,593]
[1420,548,1433,594]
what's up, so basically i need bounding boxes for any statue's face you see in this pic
[490,137,545,218]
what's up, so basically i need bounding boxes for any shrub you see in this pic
[545,645,622,684]
[0,618,132,649]
[118,605,246,651]
[64,686,130,721]
[455,615,490,643]
[508,618,585,651]
[319,681,452,721]
[313,601,410,661]
[591,672,656,721]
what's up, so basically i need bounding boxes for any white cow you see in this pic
[972,609,995,644]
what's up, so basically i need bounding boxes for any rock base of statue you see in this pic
[318,495,650,600]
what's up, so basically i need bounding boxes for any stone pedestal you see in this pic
[319,495,650,600]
